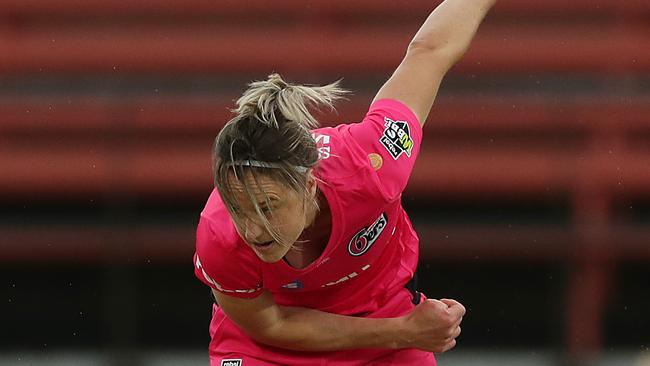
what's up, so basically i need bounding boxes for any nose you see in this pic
[243,218,267,243]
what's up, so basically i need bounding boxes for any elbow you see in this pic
[407,37,443,54]
[406,39,464,70]
[245,324,281,346]
[408,30,465,54]
[408,37,467,57]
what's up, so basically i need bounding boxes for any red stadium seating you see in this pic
[0,0,648,17]
[0,0,648,74]
[0,25,647,74]
[2,97,649,197]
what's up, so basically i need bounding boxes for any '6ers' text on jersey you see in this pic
[194,99,431,366]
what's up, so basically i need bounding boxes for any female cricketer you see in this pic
[194,0,496,364]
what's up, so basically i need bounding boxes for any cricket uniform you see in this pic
[194,99,435,365]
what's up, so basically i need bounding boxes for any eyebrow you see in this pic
[256,196,279,207]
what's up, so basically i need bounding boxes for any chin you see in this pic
[255,254,279,263]
[251,241,293,263]
[253,249,285,263]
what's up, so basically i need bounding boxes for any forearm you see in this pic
[409,0,496,66]
[214,289,462,353]
[256,305,410,352]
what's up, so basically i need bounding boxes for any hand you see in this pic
[399,298,465,353]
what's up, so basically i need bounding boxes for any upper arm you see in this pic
[346,99,423,201]
[212,289,282,341]
[372,46,450,126]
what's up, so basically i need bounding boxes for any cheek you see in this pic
[275,206,304,235]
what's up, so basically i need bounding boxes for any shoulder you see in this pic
[194,189,263,298]
[356,99,423,201]
[310,126,367,178]
[312,99,422,200]
[196,189,256,262]
[311,125,386,200]
[196,189,241,255]
[355,99,422,160]
[316,98,421,163]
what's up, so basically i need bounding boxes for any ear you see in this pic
[306,169,318,197]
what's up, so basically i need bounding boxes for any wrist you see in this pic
[386,316,413,349]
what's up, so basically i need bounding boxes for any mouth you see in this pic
[252,240,274,250]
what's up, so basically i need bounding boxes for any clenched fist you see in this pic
[398,298,465,353]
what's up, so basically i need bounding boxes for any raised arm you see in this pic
[213,289,465,353]
[373,0,497,125]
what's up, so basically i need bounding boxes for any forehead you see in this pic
[227,171,287,204]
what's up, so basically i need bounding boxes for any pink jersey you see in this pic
[194,99,435,365]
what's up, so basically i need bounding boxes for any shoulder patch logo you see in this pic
[380,116,414,160]
[220,360,242,366]
[348,213,388,256]
[368,153,383,170]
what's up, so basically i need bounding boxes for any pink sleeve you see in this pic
[347,98,423,201]
[193,216,263,299]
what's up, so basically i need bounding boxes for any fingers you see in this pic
[440,298,460,307]
[452,325,461,339]
[445,325,461,342]
[417,298,464,354]
[440,298,466,318]
[452,316,463,328]
[425,298,450,310]
[437,326,461,353]
[441,338,457,353]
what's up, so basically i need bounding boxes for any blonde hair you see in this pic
[213,74,348,248]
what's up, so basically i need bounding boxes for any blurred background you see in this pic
[1,0,649,365]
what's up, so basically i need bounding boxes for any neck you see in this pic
[285,190,332,268]
[304,190,321,228]
[299,189,328,241]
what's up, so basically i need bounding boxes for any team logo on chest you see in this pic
[348,213,388,256]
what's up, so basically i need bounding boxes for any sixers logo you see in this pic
[348,213,388,256]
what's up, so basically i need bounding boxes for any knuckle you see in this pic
[443,314,455,325]
[446,328,456,338]
[449,339,457,349]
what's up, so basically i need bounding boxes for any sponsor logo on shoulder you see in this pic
[221,359,242,366]
[348,213,388,256]
[380,116,414,160]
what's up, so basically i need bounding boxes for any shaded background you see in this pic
[1,1,649,365]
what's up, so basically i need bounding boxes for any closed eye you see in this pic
[260,206,274,216]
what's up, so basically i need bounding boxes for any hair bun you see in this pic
[266,73,289,90]
[233,74,348,130]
